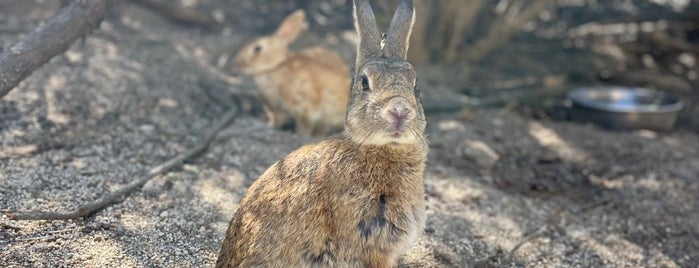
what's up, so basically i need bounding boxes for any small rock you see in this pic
[212,9,225,23]
[459,139,499,171]
[634,129,657,139]
[457,108,477,121]
[537,150,560,164]
[64,50,83,63]
[139,124,155,133]
[437,120,462,131]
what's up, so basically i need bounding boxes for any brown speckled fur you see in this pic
[217,1,424,267]
[232,10,350,136]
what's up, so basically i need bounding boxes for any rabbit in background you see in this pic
[217,0,427,267]
[232,9,351,136]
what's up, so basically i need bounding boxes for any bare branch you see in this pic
[509,225,548,258]
[0,222,22,231]
[130,0,216,28]
[0,0,119,99]
[465,0,558,63]
[6,106,238,221]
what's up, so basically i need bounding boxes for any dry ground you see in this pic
[1,1,698,267]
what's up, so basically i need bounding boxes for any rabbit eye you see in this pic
[361,75,371,92]
[253,45,262,53]
[413,79,422,98]
[415,86,422,100]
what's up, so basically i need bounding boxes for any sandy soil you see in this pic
[1,1,698,267]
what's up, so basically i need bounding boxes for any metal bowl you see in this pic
[567,86,684,131]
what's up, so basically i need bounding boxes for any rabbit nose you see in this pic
[383,97,414,130]
[231,61,245,76]
[389,105,410,121]
[231,58,248,76]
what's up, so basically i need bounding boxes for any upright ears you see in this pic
[353,0,415,66]
[384,0,415,59]
[274,9,309,44]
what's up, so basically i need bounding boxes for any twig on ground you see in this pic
[1,222,22,231]
[130,0,216,28]
[10,236,52,243]
[496,100,519,117]
[5,227,82,243]
[0,0,119,99]
[509,225,548,258]
[10,228,82,242]
[173,43,242,86]
[578,196,613,213]
[5,106,239,221]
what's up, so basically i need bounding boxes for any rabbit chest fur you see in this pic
[216,138,427,268]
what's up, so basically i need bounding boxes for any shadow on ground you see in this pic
[1,1,698,267]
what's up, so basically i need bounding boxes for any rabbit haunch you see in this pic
[217,0,426,267]
[232,10,350,136]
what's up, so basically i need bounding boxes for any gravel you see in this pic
[2,1,698,267]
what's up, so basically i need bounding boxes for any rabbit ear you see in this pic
[353,0,382,67]
[383,0,415,60]
[274,10,308,44]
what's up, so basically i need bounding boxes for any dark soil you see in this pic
[1,1,697,267]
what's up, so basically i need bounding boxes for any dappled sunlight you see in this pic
[441,182,485,202]
[85,38,145,83]
[0,144,38,158]
[461,140,500,170]
[477,213,524,251]
[661,136,682,147]
[44,74,71,124]
[70,158,88,170]
[0,159,40,190]
[567,227,636,264]
[119,213,151,231]
[589,171,692,202]
[636,175,663,192]
[427,177,525,252]
[527,121,589,163]
[588,174,627,189]
[70,237,140,267]
[158,97,179,108]
[172,42,242,86]
[648,0,690,11]
[632,129,659,139]
[22,89,40,102]
[2,0,698,266]
[194,167,245,222]
[5,128,26,140]
[120,11,144,31]
[436,119,465,132]
[181,0,201,7]
[566,226,679,267]
[425,166,692,266]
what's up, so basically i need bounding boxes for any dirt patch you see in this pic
[1,1,698,267]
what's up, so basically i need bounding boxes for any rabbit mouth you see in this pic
[379,127,418,144]
[387,120,409,135]
[383,119,415,141]
[351,123,419,145]
[389,131,406,138]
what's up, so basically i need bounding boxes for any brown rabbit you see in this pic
[217,0,426,267]
[232,9,350,136]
